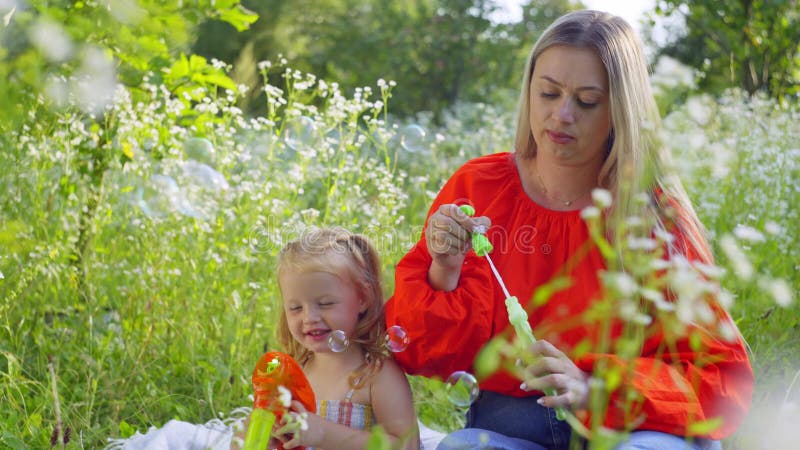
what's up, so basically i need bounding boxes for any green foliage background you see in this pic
[1,1,798,449]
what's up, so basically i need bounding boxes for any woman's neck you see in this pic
[516,153,602,210]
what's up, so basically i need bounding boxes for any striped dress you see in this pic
[316,387,376,430]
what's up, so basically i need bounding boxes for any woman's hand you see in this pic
[425,204,490,291]
[519,340,589,410]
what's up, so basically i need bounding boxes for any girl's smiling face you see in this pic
[529,45,612,167]
[280,268,365,354]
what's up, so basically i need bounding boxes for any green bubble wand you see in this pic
[459,205,566,420]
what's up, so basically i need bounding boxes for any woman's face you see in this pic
[529,45,612,167]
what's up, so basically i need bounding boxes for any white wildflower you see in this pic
[591,188,612,209]
[686,96,712,125]
[720,235,753,280]
[603,271,638,298]
[626,216,644,227]
[717,321,737,342]
[764,221,782,235]
[29,18,74,62]
[650,259,672,271]
[717,289,734,309]
[652,227,676,244]
[693,262,726,280]
[758,278,793,307]
[733,224,765,243]
[627,237,658,251]
[277,385,292,408]
[640,288,665,304]
[580,206,600,220]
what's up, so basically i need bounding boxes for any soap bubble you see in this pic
[183,137,215,166]
[136,175,182,218]
[399,124,426,153]
[328,330,349,352]
[384,325,410,353]
[283,116,316,151]
[445,371,479,407]
[177,160,229,220]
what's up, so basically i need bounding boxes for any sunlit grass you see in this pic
[0,59,797,449]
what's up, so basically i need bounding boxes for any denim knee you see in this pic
[437,428,547,450]
[615,430,722,450]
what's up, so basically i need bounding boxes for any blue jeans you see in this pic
[436,391,722,450]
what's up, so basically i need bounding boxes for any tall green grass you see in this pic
[1,61,797,448]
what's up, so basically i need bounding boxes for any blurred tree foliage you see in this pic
[193,0,583,119]
[653,0,800,100]
[0,0,257,131]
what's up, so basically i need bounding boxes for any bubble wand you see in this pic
[459,205,566,420]
[243,351,316,450]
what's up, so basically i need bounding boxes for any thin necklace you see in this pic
[535,170,590,207]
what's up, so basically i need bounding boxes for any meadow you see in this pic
[1,58,798,449]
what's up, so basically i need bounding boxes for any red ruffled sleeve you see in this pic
[385,159,498,379]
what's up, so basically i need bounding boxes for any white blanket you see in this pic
[105,407,446,450]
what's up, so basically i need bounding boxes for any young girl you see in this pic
[268,227,419,450]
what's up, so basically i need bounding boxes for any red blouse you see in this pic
[385,152,753,439]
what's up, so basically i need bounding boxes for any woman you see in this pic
[385,10,753,450]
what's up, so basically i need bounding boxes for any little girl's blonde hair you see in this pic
[276,227,387,390]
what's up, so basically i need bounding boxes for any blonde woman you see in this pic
[386,10,752,450]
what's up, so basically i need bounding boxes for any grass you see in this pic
[0,63,798,449]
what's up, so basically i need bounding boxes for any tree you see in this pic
[653,0,800,99]
[193,0,581,119]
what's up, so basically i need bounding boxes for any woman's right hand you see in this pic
[425,204,490,291]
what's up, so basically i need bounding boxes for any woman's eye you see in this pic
[540,92,558,99]
[288,305,302,312]
[578,99,598,108]
[319,302,334,307]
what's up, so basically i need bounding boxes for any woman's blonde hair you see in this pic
[276,227,387,389]
[514,9,711,262]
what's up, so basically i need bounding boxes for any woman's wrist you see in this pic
[427,255,464,291]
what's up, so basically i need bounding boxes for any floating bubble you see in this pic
[283,116,316,151]
[399,124,427,153]
[136,175,181,218]
[328,330,349,352]
[384,325,410,353]
[178,160,229,220]
[183,137,216,166]
[181,160,229,191]
[445,371,480,407]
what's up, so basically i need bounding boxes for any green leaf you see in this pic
[119,420,135,438]
[218,4,259,32]
[366,426,391,450]
[687,417,724,435]
[199,72,237,91]
[0,431,27,450]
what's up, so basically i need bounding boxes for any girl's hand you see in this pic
[519,340,589,410]
[275,401,322,449]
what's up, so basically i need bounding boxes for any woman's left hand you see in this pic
[518,340,589,410]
